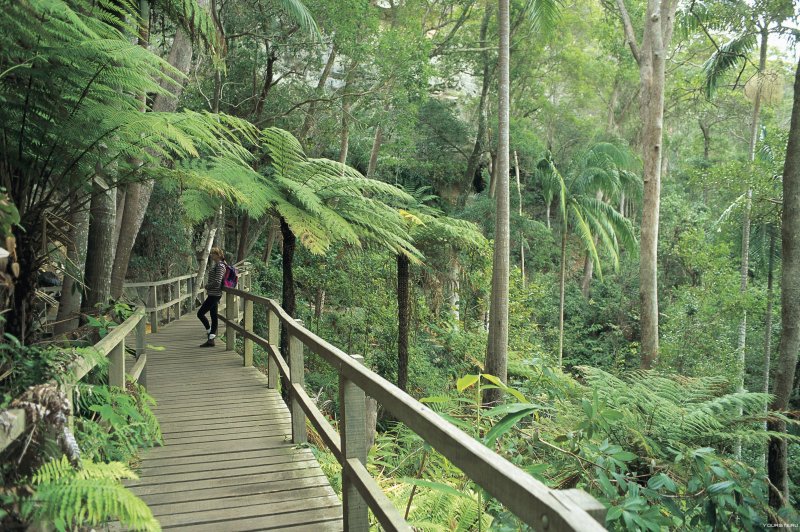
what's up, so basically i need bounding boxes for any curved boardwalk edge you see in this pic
[120,317,342,531]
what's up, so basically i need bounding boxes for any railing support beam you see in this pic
[109,338,125,389]
[226,291,236,351]
[340,354,369,532]
[136,315,147,388]
[267,309,279,389]
[244,298,253,367]
[149,286,158,333]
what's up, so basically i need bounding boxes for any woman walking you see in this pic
[197,247,226,347]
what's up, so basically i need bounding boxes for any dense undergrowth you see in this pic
[0,310,163,531]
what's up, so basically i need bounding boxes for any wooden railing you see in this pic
[1,307,149,452]
[4,265,253,453]
[219,286,608,532]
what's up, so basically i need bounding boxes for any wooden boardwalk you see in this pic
[124,316,343,531]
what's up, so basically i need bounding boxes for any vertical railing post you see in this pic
[243,297,253,367]
[289,320,306,444]
[226,290,236,351]
[340,354,369,531]
[188,277,195,310]
[174,280,181,320]
[109,338,125,389]
[267,308,279,389]
[136,314,147,389]
[149,285,158,334]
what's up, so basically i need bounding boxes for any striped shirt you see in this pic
[206,262,226,297]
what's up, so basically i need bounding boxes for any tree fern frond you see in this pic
[702,33,757,98]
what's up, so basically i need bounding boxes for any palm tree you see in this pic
[538,150,637,367]
[395,188,486,391]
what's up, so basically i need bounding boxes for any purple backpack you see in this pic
[222,262,239,288]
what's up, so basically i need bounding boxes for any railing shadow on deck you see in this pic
[220,284,608,532]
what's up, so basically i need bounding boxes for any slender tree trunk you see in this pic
[54,201,90,334]
[761,223,776,468]
[558,228,567,367]
[767,53,800,515]
[366,125,383,178]
[109,8,199,298]
[546,200,551,229]
[734,25,768,458]
[514,151,525,286]
[83,179,117,311]
[397,253,410,391]
[447,258,461,325]
[763,225,776,395]
[483,0,510,405]
[613,0,678,368]
[339,61,357,164]
[465,5,493,188]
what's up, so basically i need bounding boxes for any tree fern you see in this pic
[26,455,160,532]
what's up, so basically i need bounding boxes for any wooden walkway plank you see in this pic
[125,316,342,531]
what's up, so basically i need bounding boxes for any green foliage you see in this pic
[24,455,159,532]
[75,382,162,462]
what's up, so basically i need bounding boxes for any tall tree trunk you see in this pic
[734,25,768,458]
[83,179,117,311]
[763,225,776,396]
[397,253,410,391]
[514,151,525,285]
[483,0,510,405]
[464,4,493,188]
[614,0,678,368]
[54,201,90,334]
[366,125,383,178]
[545,199,551,229]
[767,53,800,515]
[558,228,567,367]
[110,8,200,298]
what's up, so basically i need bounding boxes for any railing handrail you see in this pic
[1,307,149,453]
[220,285,607,532]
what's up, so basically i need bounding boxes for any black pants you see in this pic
[197,295,221,335]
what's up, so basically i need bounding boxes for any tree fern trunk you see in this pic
[397,253,410,391]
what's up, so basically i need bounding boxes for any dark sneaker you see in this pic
[199,338,215,347]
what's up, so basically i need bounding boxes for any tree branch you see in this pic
[615,0,641,64]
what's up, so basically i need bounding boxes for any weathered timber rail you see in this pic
[221,285,608,532]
